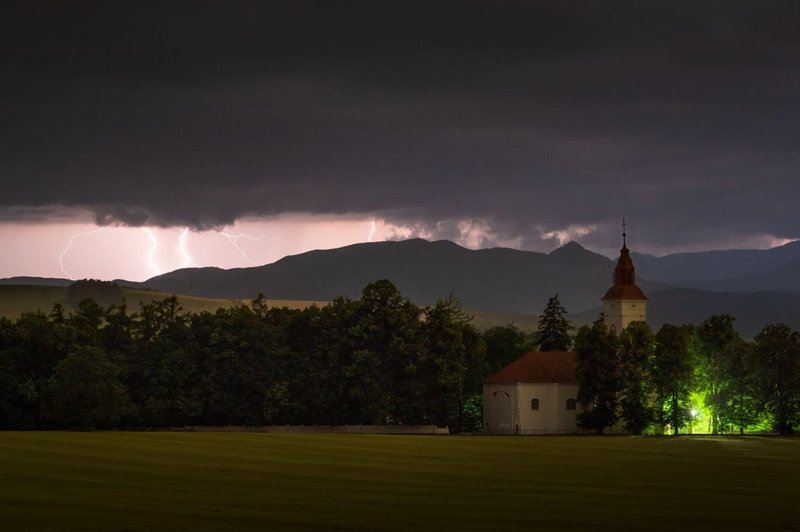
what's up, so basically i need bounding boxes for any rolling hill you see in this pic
[3,238,800,335]
[0,285,324,321]
[632,240,800,290]
[139,239,667,315]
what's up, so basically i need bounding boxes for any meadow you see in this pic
[0,432,797,531]
[0,285,325,320]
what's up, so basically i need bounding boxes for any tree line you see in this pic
[570,313,800,435]
[2,282,798,434]
[0,280,513,431]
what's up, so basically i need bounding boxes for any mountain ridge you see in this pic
[138,239,662,315]
[632,240,800,288]
[2,238,800,335]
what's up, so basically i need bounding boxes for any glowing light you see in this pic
[59,229,104,279]
[367,220,377,242]
[220,231,267,265]
[690,408,698,418]
[142,228,161,276]
[177,227,199,268]
[541,224,597,246]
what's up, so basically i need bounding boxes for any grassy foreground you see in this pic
[0,433,797,531]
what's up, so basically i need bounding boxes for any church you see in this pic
[483,230,647,435]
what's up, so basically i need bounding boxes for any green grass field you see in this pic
[0,433,797,531]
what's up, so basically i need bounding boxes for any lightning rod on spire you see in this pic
[622,217,627,247]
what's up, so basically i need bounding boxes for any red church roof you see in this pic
[602,284,648,300]
[484,351,577,384]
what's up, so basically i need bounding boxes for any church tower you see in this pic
[602,220,647,334]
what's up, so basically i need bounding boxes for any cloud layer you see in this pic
[2,1,799,254]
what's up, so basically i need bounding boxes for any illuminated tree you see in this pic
[652,324,695,435]
[695,315,752,433]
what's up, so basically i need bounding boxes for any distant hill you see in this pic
[0,276,72,287]
[4,238,800,336]
[0,284,322,320]
[687,257,800,293]
[140,239,667,315]
[633,240,800,290]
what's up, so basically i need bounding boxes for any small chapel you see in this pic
[483,227,647,435]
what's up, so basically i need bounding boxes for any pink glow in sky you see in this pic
[0,216,396,282]
[1,214,794,282]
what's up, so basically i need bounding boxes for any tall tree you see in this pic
[309,296,361,425]
[696,315,741,433]
[652,324,695,435]
[536,295,572,351]
[354,280,421,425]
[720,337,761,433]
[617,321,655,434]
[751,323,800,435]
[420,296,470,429]
[575,318,620,434]
[129,297,200,427]
[2,311,66,428]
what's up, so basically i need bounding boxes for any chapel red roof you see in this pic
[484,351,577,384]
[601,284,648,300]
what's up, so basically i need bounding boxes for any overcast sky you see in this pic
[2,1,799,280]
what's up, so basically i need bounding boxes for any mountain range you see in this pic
[3,238,799,336]
[137,239,668,315]
[633,240,800,292]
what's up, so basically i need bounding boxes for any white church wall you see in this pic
[517,383,580,435]
[603,299,647,334]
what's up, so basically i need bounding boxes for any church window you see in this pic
[531,398,540,410]
[566,399,576,410]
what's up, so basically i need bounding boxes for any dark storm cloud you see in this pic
[2,0,799,253]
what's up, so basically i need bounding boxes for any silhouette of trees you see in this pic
[0,282,798,435]
[483,324,536,374]
[652,324,695,435]
[66,279,123,307]
[0,280,497,430]
[751,324,800,435]
[617,321,655,435]
[536,295,572,351]
[575,317,620,434]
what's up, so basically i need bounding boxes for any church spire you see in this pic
[602,218,647,332]
[614,219,636,287]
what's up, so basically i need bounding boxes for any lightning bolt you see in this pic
[142,228,161,276]
[221,231,266,265]
[367,220,377,243]
[177,227,199,268]
[59,229,105,280]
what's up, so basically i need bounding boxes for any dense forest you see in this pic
[0,280,502,431]
[1,280,798,434]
